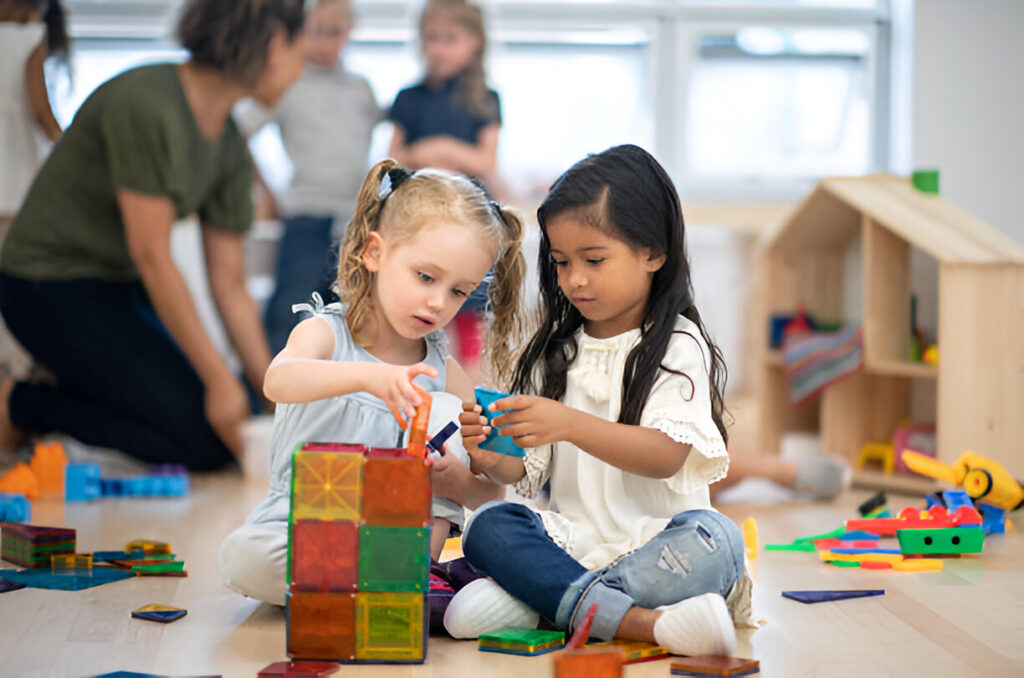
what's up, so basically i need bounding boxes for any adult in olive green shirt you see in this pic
[0,0,308,469]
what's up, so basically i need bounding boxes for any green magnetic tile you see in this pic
[357,526,429,592]
[354,592,425,661]
[896,527,983,555]
[479,627,564,647]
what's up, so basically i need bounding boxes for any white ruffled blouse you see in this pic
[513,315,754,625]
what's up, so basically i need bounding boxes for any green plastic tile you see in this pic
[478,627,565,649]
[357,526,429,592]
[896,527,983,555]
[355,592,425,662]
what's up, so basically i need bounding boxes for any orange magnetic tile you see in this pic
[291,519,359,592]
[362,450,431,527]
[288,589,356,661]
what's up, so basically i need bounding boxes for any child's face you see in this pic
[305,2,351,70]
[365,221,495,341]
[421,18,482,81]
[546,216,665,339]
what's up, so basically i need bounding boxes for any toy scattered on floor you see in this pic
[891,424,935,473]
[286,395,433,664]
[781,590,884,604]
[132,604,188,623]
[670,655,760,677]
[257,661,340,678]
[0,462,40,499]
[858,491,888,517]
[125,539,172,555]
[51,553,93,573]
[0,566,133,590]
[896,526,983,555]
[1,523,76,568]
[588,640,669,664]
[90,673,220,678]
[0,492,30,522]
[555,604,625,677]
[0,578,27,594]
[902,449,1024,516]
[857,442,895,475]
[474,387,526,458]
[67,464,189,501]
[30,442,67,494]
[846,504,981,537]
[478,627,565,656]
[742,517,758,560]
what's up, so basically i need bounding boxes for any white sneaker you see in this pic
[443,578,540,639]
[653,592,736,656]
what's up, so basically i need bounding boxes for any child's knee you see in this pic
[667,509,744,575]
[218,522,288,606]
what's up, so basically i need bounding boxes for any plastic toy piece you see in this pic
[860,561,893,570]
[0,566,133,590]
[288,589,357,661]
[764,543,816,552]
[819,551,901,565]
[978,503,1005,536]
[554,647,624,678]
[93,550,144,562]
[0,462,40,499]
[0,492,30,522]
[0,578,27,593]
[132,604,187,623]
[474,387,526,458]
[846,505,981,537]
[361,449,431,527]
[478,627,565,656]
[670,655,760,677]
[124,540,172,555]
[354,592,426,662]
[291,448,364,522]
[782,590,884,604]
[258,661,340,677]
[896,527,983,555]
[792,525,846,544]
[357,526,430,592]
[858,491,887,517]
[892,558,943,572]
[133,561,185,575]
[31,442,67,494]
[51,553,93,572]
[291,519,358,592]
[742,517,757,560]
[65,463,101,501]
[911,169,939,194]
[90,674,221,678]
[567,603,598,650]
[813,539,879,550]
[902,450,1024,511]
[426,421,459,455]
[1,523,76,568]
[826,560,860,568]
[588,640,669,664]
[405,387,432,459]
[857,442,895,475]
[829,547,901,555]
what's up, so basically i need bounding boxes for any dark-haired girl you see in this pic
[450,145,752,656]
[0,0,307,468]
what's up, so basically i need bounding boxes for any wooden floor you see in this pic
[1,471,1023,678]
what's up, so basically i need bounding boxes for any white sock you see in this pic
[653,592,736,657]
[443,577,540,639]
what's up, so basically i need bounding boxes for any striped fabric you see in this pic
[783,324,863,405]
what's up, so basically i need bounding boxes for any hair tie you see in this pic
[489,200,507,226]
[379,167,413,201]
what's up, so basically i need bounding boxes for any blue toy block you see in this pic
[840,530,879,541]
[0,492,31,522]
[474,387,525,458]
[0,566,133,590]
[978,503,1005,535]
[426,422,459,455]
[0,578,28,594]
[65,464,101,501]
[942,490,973,511]
[782,590,885,604]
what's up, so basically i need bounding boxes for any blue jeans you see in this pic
[462,501,744,641]
[263,215,338,355]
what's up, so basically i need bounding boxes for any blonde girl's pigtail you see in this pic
[337,158,399,343]
[484,206,527,390]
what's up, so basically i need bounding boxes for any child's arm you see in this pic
[264,317,437,422]
[406,124,499,177]
[490,395,689,479]
[25,43,61,142]
[458,402,526,484]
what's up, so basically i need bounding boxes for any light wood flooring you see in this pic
[2,469,1023,678]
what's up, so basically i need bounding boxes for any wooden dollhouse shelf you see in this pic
[757,174,1024,478]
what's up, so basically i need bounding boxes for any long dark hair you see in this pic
[510,144,729,441]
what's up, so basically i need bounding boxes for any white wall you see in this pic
[913,0,1024,245]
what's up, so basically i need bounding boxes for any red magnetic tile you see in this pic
[291,520,358,592]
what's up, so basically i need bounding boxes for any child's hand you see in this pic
[365,363,438,428]
[430,444,474,502]
[459,401,490,447]
[490,395,573,448]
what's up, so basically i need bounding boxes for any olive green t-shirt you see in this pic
[0,63,253,281]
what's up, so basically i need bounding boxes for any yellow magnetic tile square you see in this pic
[292,451,362,522]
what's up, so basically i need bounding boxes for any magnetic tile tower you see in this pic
[286,395,433,664]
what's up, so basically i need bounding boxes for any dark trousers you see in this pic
[263,215,337,356]
[0,273,234,470]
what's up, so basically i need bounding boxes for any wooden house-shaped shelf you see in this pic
[758,174,1024,478]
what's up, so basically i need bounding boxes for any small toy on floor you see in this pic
[554,605,625,678]
[781,590,884,604]
[478,627,565,656]
[132,604,187,623]
[258,661,340,677]
[1,523,76,568]
[670,655,760,677]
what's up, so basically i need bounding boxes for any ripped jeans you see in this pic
[461,501,744,642]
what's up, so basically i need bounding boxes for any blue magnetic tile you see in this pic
[93,550,145,562]
[782,589,885,604]
[90,673,221,678]
[0,578,28,593]
[671,667,760,678]
[474,387,525,458]
[830,548,901,555]
[840,530,880,541]
[478,644,563,657]
[132,609,187,623]
[0,566,133,590]
[427,421,459,454]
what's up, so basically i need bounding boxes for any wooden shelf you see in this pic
[851,468,940,496]
[866,359,938,379]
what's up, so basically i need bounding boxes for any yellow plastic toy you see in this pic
[742,517,758,560]
[857,442,895,475]
[901,450,1024,511]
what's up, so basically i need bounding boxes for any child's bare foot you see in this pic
[0,376,26,452]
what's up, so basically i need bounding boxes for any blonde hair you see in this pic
[418,0,496,120]
[338,159,526,386]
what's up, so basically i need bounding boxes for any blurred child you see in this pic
[237,0,381,355]
[218,159,526,605]
[388,0,502,371]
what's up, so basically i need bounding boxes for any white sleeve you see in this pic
[640,328,729,494]
[512,444,553,499]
